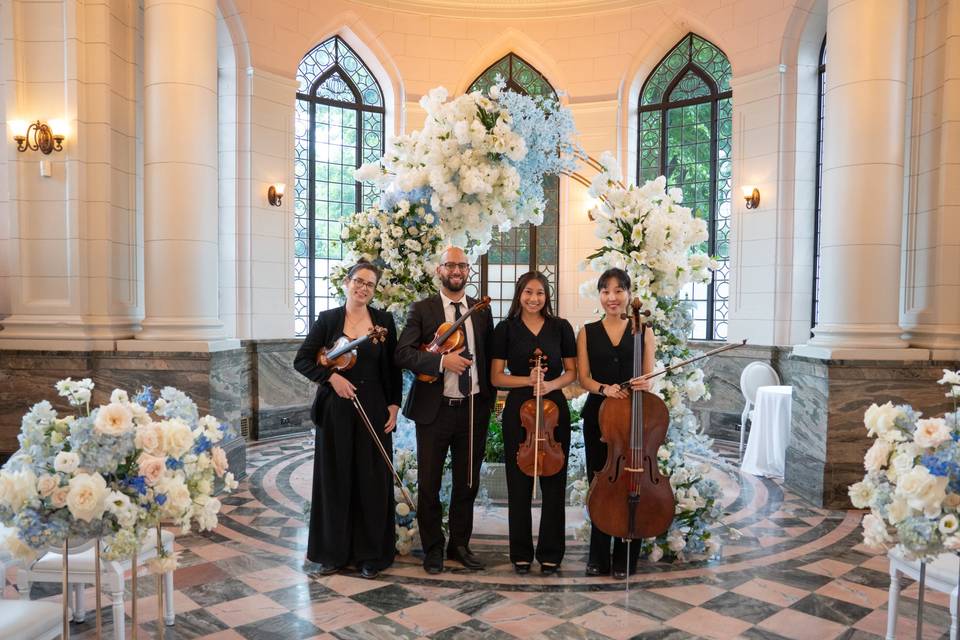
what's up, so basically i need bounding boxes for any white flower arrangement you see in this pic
[576,164,723,561]
[852,370,960,560]
[354,83,579,262]
[0,381,237,570]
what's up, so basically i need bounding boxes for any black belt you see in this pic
[442,396,471,407]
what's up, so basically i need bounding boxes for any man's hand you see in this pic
[442,347,472,375]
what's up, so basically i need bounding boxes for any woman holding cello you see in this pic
[576,268,656,579]
[293,261,401,579]
[491,271,577,575]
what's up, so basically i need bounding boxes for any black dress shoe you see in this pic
[423,550,444,574]
[359,564,380,579]
[540,562,559,576]
[585,563,609,577]
[612,568,628,580]
[315,563,340,576]
[447,545,485,570]
[513,562,531,575]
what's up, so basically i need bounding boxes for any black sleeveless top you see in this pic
[585,320,637,387]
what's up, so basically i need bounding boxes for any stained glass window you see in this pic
[812,36,826,331]
[467,54,560,322]
[638,33,732,340]
[294,37,384,336]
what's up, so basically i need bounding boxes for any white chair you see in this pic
[887,548,958,640]
[738,362,780,459]
[1,531,62,640]
[17,529,176,640]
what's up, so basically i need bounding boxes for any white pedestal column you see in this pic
[120,0,235,352]
[794,0,926,360]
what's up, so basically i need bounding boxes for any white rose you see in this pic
[864,402,905,440]
[939,514,960,535]
[887,496,911,524]
[94,402,134,436]
[37,474,59,498]
[896,466,948,516]
[135,423,163,455]
[156,475,191,518]
[3,531,37,561]
[395,502,410,517]
[863,439,893,472]
[862,512,892,549]
[50,486,69,508]
[848,480,875,509]
[110,389,129,404]
[0,468,38,511]
[649,545,664,562]
[946,535,960,551]
[54,451,80,474]
[66,473,108,522]
[159,420,194,459]
[914,418,952,449]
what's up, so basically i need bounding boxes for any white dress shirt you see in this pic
[438,290,480,397]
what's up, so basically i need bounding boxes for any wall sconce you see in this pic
[11,120,65,154]
[742,185,760,209]
[267,183,285,207]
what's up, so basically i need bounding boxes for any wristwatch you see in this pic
[598,385,605,396]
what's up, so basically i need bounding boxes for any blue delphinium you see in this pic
[133,386,156,412]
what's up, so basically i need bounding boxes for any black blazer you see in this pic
[395,294,495,425]
[293,305,402,425]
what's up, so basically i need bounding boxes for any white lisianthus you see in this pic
[937,369,960,386]
[54,451,80,474]
[0,468,38,511]
[863,439,893,472]
[848,480,875,509]
[66,473,108,522]
[939,514,960,535]
[223,472,239,492]
[864,402,905,441]
[94,402,134,436]
[110,389,129,404]
[913,418,952,449]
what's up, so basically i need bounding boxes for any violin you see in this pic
[517,348,565,499]
[317,325,388,369]
[416,295,492,383]
[587,298,675,540]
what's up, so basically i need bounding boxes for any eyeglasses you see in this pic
[350,277,377,290]
[441,262,470,272]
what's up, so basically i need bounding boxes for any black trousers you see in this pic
[502,389,570,566]
[415,399,489,555]
[583,395,640,572]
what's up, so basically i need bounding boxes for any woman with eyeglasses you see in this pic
[490,271,577,575]
[576,267,655,579]
[294,261,401,579]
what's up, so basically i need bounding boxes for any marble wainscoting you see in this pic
[781,357,959,509]
[247,339,315,441]
[0,348,254,476]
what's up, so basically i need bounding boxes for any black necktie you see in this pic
[452,302,472,396]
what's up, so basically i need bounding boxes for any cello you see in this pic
[587,298,675,540]
[516,348,565,500]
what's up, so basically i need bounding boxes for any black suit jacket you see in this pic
[293,305,402,425]
[394,294,495,425]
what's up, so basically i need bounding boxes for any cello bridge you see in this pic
[623,466,644,473]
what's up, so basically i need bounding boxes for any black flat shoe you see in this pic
[585,563,608,577]
[612,569,628,580]
[360,564,380,579]
[541,563,559,576]
[315,563,340,576]
[513,562,531,575]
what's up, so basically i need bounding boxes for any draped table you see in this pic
[741,385,793,478]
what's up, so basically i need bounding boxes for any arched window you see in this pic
[294,36,385,336]
[637,34,732,340]
[467,53,560,322]
[812,36,826,330]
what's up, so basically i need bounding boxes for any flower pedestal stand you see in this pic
[886,549,960,640]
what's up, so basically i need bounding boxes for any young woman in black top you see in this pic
[293,262,401,579]
[491,271,577,575]
[576,268,656,579]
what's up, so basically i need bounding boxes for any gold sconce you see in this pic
[742,185,760,210]
[11,120,65,154]
[267,183,285,207]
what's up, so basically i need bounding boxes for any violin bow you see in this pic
[617,339,747,389]
[467,366,474,489]
[350,397,416,509]
[532,351,544,502]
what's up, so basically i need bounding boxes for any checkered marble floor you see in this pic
[5,436,953,639]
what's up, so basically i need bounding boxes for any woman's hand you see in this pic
[533,378,555,397]
[527,366,547,389]
[384,405,399,433]
[329,373,356,399]
[603,384,629,399]
[628,376,652,392]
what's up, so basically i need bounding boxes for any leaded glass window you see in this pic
[812,36,826,331]
[638,34,732,340]
[467,54,560,322]
[294,37,384,335]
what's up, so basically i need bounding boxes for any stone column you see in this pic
[123,0,232,350]
[794,0,925,360]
